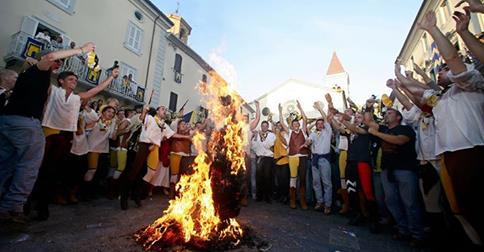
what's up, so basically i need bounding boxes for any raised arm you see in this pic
[455,0,484,13]
[79,68,119,101]
[395,64,429,97]
[418,11,467,74]
[296,100,308,133]
[454,9,484,63]
[249,100,260,131]
[341,120,367,135]
[386,79,414,111]
[278,103,289,133]
[313,101,328,123]
[37,42,95,71]
[413,63,441,91]
[368,127,411,145]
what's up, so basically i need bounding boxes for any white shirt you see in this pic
[402,105,438,161]
[71,110,98,155]
[139,115,175,146]
[252,131,276,157]
[87,118,116,153]
[309,123,332,155]
[433,65,484,155]
[42,85,81,132]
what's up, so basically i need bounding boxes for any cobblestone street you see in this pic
[1,195,426,252]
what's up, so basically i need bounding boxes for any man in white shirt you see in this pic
[419,11,484,246]
[252,121,276,203]
[307,103,333,214]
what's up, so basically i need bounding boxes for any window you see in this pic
[169,92,178,112]
[202,74,207,83]
[125,22,143,54]
[174,54,182,83]
[47,0,76,14]
[134,11,144,21]
[118,62,137,95]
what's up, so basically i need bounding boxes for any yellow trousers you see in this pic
[170,153,182,175]
[147,145,159,171]
[338,150,347,178]
[288,156,299,178]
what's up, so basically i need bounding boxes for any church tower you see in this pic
[167,14,192,44]
[324,52,350,96]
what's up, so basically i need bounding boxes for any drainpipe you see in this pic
[144,15,161,93]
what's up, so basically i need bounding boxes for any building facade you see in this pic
[0,0,243,117]
[397,0,484,79]
[252,53,349,124]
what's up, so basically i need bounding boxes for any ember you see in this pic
[134,72,251,251]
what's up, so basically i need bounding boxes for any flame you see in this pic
[135,71,247,250]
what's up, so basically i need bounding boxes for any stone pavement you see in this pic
[0,196,427,252]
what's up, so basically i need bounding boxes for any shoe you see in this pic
[314,203,323,211]
[134,197,142,208]
[392,232,410,241]
[369,222,380,234]
[67,191,79,204]
[409,238,425,248]
[299,189,308,210]
[53,194,68,205]
[338,189,350,214]
[323,207,331,215]
[120,196,128,210]
[348,213,364,226]
[289,188,296,209]
[240,196,248,207]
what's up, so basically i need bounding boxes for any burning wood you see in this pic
[134,72,251,251]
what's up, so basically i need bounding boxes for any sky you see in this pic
[152,0,422,104]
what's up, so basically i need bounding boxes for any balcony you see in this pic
[3,32,144,105]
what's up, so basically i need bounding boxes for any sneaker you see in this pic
[409,237,425,248]
[314,203,323,211]
[323,207,331,215]
[392,232,410,241]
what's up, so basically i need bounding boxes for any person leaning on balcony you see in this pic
[418,11,484,247]
[0,69,18,112]
[0,43,94,224]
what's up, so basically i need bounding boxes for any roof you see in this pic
[167,34,213,72]
[142,0,174,27]
[326,52,346,75]
[396,0,430,64]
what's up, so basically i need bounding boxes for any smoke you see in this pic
[208,40,239,89]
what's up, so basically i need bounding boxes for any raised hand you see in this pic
[417,11,437,32]
[296,100,302,110]
[254,100,260,108]
[453,9,471,33]
[324,93,333,106]
[386,79,396,89]
[455,0,484,13]
[313,101,322,111]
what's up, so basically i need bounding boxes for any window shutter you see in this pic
[20,16,39,36]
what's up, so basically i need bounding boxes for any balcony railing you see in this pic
[4,32,144,104]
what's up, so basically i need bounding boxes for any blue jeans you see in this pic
[312,157,332,207]
[250,157,257,199]
[381,169,424,240]
[0,115,45,213]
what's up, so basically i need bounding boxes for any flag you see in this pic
[430,41,443,74]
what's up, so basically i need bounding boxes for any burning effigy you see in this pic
[134,72,252,251]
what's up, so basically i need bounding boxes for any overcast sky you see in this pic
[153,0,422,104]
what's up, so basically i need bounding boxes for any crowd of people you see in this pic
[0,3,483,251]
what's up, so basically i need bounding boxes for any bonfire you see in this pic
[135,71,249,251]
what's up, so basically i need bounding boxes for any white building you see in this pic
[0,0,248,117]
[252,53,349,124]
